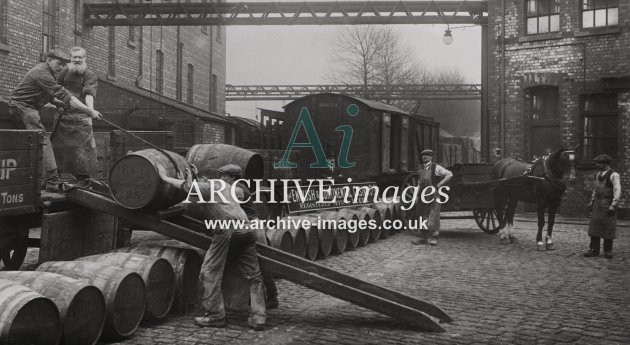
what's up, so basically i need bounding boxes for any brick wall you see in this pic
[0,0,227,122]
[488,1,629,216]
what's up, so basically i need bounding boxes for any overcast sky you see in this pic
[225,11,482,119]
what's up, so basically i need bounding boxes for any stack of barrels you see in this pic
[0,244,201,344]
[263,200,404,261]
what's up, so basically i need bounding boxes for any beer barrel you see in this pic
[319,211,347,255]
[358,207,382,243]
[266,228,293,253]
[0,271,105,345]
[109,148,193,210]
[0,278,61,345]
[115,245,201,315]
[352,208,372,246]
[292,216,319,261]
[36,261,145,340]
[76,253,176,320]
[336,209,360,249]
[186,144,264,180]
[372,203,393,238]
[285,217,307,258]
[298,214,333,259]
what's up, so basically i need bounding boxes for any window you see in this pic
[176,42,183,101]
[582,0,618,28]
[156,50,164,94]
[216,26,222,43]
[527,86,559,122]
[581,94,618,160]
[0,0,8,46]
[211,74,218,112]
[107,26,116,78]
[526,0,559,34]
[187,64,194,105]
[42,0,56,55]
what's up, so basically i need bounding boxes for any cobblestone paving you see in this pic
[17,214,630,344]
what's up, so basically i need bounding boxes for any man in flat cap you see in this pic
[411,149,453,246]
[158,163,266,330]
[218,165,280,310]
[584,154,621,259]
[8,49,102,191]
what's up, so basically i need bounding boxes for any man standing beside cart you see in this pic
[411,149,453,246]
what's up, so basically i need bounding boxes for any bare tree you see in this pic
[330,26,383,93]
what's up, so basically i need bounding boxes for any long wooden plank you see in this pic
[256,244,452,322]
[259,255,444,332]
[66,189,449,330]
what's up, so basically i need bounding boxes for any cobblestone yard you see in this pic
[22,213,630,344]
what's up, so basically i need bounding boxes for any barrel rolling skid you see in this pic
[66,188,452,332]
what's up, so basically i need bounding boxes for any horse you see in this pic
[491,148,573,250]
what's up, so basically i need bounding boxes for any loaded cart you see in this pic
[401,163,543,234]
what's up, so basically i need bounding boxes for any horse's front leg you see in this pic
[536,203,546,251]
[545,201,560,250]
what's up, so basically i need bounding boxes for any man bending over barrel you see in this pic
[158,164,266,331]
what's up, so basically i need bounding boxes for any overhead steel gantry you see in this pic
[83,0,487,26]
[225,84,482,101]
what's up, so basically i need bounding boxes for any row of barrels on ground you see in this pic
[0,245,201,345]
[265,201,404,260]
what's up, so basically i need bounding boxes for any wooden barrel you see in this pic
[76,253,176,320]
[352,208,372,246]
[0,278,61,345]
[186,144,264,180]
[36,261,145,340]
[0,271,105,345]
[292,216,319,261]
[336,209,361,249]
[115,245,201,315]
[299,214,333,259]
[372,203,393,238]
[285,217,307,258]
[266,228,293,253]
[319,211,347,255]
[359,207,382,242]
[109,148,194,210]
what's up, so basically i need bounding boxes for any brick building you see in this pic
[0,0,234,147]
[487,0,629,217]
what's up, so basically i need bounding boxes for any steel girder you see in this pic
[225,84,482,101]
[83,1,487,26]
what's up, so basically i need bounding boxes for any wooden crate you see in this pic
[0,130,43,216]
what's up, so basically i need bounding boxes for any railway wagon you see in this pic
[248,93,440,189]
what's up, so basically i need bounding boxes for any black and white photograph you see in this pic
[0,0,628,344]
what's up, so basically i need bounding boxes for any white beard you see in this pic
[68,61,87,75]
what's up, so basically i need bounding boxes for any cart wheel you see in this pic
[400,172,420,222]
[473,207,507,234]
[1,236,28,270]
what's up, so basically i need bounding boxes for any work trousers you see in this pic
[200,227,266,324]
[13,103,57,175]
[589,236,613,253]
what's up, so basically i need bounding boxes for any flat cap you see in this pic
[593,154,612,164]
[217,164,242,177]
[45,49,71,63]
[420,149,434,156]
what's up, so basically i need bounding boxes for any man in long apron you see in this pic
[584,154,621,259]
[411,149,453,246]
[52,46,98,184]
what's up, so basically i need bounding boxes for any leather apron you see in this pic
[588,175,616,239]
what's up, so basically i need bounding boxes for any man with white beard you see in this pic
[52,46,99,185]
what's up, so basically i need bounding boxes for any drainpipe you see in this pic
[500,0,506,159]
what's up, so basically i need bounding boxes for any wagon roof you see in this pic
[285,93,410,115]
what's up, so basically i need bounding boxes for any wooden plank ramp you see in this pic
[65,188,451,332]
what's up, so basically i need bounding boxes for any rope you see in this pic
[99,117,185,179]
